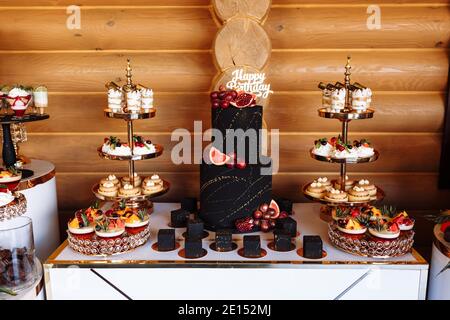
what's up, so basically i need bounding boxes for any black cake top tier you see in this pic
[212,105,263,162]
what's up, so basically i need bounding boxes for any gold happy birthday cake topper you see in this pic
[226,69,273,99]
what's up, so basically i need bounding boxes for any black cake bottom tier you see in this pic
[199,160,272,232]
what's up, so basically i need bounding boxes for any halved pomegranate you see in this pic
[230,92,256,108]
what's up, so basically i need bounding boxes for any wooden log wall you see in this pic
[0,0,449,213]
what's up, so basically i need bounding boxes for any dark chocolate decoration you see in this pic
[303,235,323,259]
[187,218,204,239]
[170,208,190,228]
[276,217,297,237]
[181,197,198,213]
[275,197,293,214]
[215,229,233,251]
[273,229,292,251]
[184,237,203,258]
[212,105,263,162]
[199,160,272,232]
[243,235,261,258]
[157,229,176,251]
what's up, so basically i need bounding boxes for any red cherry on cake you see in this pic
[210,91,219,100]
[440,221,450,233]
[220,100,230,109]
[259,203,269,213]
[279,212,289,219]
[260,220,270,232]
[218,91,227,99]
[211,99,220,109]
[236,159,246,169]
[253,210,263,219]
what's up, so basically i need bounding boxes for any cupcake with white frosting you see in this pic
[121,173,142,187]
[98,180,119,197]
[126,90,142,112]
[312,138,333,157]
[7,87,32,116]
[357,179,377,199]
[330,89,346,112]
[324,188,348,203]
[108,88,123,112]
[142,180,163,195]
[100,174,120,187]
[118,183,141,197]
[354,139,374,158]
[141,88,154,111]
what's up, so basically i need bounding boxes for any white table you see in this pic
[44,203,428,300]
[19,159,59,260]
[427,225,450,300]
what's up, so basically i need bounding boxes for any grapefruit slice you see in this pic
[209,146,231,166]
[269,199,280,219]
[230,92,256,108]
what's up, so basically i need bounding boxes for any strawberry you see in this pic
[440,221,450,233]
[388,222,399,232]
[329,137,337,147]
[336,144,345,152]
[351,208,360,218]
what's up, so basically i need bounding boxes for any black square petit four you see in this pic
[276,217,297,237]
[181,197,198,213]
[276,197,293,215]
[171,208,190,228]
[215,229,232,251]
[273,229,292,251]
[157,229,175,251]
[187,218,204,239]
[303,235,323,259]
[184,237,203,258]
[243,235,261,257]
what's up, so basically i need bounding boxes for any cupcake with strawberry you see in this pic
[133,135,156,155]
[354,139,374,158]
[95,216,125,238]
[369,219,400,239]
[312,138,333,157]
[102,136,131,156]
[6,86,32,116]
[68,210,95,237]
[391,211,415,231]
[332,140,358,159]
[0,167,22,191]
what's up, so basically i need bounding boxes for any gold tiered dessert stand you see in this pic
[302,56,385,215]
[92,60,170,212]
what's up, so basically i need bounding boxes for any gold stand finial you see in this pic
[126,59,133,87]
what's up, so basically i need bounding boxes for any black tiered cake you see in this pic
[199,102,272,232]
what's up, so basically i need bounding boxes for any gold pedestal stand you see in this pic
[302,56,384,220]
[94,60,170,212]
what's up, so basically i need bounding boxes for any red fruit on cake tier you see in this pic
[268,200,280,219]
[208,146,231,166]
[230,92,256,108]
[440,221,450,233]
[235,216,255,233]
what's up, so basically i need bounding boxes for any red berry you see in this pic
[260,203,269,213]
[218,91,227,99]
[440,221,450,233]
[260,220,270,232]
[263,213,271,220]
[219,84,226,92]
[236,160,246,169]
[267,208,276,216]
[270,220,276,227]
[253,210,263,219]
[229,90,238,99]
[253,219,261,227]
[220,100,230,109]
[224,94,233,101]
[210,91,219,100]
[211,99,220,109]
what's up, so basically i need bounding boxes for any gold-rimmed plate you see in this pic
[92,180,170,202]
[302,184,385,207]
[309,148,379,164]
[318,108,374,120]
[97,144,163,161]
[104,108,156,120]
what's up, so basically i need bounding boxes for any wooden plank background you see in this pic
[0,0,449,216]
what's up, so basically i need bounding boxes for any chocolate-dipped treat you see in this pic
[214,229,233,252]
[183,236,204,259]
[243,235,261,258]
[303,235,323,259]
[181,197,198,213]
[276,217,297,237]
[186,218,204,238]
[170,208,190,228]
[157,229,176,251]
[273,229,293,252]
